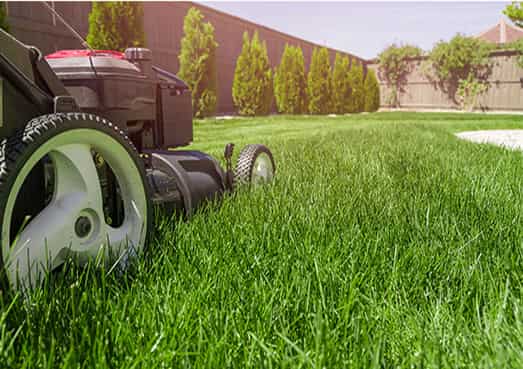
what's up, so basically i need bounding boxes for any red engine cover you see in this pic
[45,49,125,59]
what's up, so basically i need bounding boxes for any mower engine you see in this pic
[0,28,275,289]
[45,47,227,216]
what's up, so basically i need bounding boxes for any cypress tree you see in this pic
[331,53,351,114]
[232,31,273,116]
[307,47,332,114]
[274,45,307,114]
[0,2,9,32]
[364,69,380,112]
[356,64,366,112]
[178,7,218,118]
[347,62,365,113]
[86,2,145,52]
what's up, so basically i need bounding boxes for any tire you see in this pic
[234,144,275,187]
[0,113,152,289]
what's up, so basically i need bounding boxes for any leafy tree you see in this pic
[0,2,9,32]
[232,31,273,116]
[507,39,523,67]
[178,7,218,118]
[86,2,145,52]
[426,34,493,103]
[347,62,365,113]
[496,4,523,66]
[456,73,488,112]
[427,35,493,84]
[377,44,422,107]
[274,44,307,114]
[504,2,523,28]
[331,53,351,114]
[364,69,380,112]
[307,47,332,114]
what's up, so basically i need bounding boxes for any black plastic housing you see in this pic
[158,84,193,148]
[145,150,226,217]
[0,29,57,138]
[46,53,193,149]
[47,56,156,129]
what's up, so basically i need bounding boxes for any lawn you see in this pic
[2,112,523,368]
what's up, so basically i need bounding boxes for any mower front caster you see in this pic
[234,144,276,187]
[0,113,152,289]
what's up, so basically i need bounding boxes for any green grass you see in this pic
[2,112,523,368]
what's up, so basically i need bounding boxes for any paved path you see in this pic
[456,130,523,151]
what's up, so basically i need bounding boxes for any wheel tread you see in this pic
[234,144,275,186]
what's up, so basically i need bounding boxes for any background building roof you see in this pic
[476,18,523,44]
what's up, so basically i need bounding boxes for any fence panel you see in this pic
[369,51,523,112]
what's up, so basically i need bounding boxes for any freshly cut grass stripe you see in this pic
[1,112,523,368]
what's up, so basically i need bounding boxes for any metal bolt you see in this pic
[75,216,92,238]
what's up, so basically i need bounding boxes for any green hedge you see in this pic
[331,53,351,114]
[307,47,332,114]
[86,2,145,52]
[0,2,9,32]
[364,69,380,112]
[178,7,218,118]
[232,32,273,116]
[274,44,307,114]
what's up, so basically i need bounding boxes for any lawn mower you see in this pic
[0,26,275,289]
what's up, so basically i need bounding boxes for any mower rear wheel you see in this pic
[234,144,275,187]
[0,113,152,289]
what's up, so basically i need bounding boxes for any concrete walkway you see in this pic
[456,130,523,151]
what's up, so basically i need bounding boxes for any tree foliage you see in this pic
[307,47,332,114]
[0,2,9,32]
[364,69,380,112]
[427,34,493,84]
[377,44,422,107]
[504,2,523,28]
[232,31,273,116]
[274,44,307,114]
[331,53,351,114]
[426,34,493,102]
[504,38,523,68]
[347,62,365,113]
[178,7,218,118]
[86,2,145,51]
[456,73,488,112]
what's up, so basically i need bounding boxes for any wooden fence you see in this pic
[367,50,523,112]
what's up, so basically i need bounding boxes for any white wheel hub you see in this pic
[252,153,274,185]
[2,129,148,288]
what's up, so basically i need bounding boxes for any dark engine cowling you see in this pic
[46,48,193,150]
[46,49,227,216]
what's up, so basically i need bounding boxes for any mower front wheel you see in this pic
[0,113,152,289]
[234,144,275,187]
